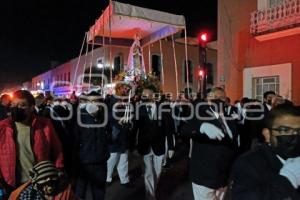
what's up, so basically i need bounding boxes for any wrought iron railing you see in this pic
[250,0,300,35]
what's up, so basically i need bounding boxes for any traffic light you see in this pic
[198,69,205,79]
[200,33,207,42]
[198,32,209,47]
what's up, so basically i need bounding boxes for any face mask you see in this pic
[11,107,27,122]
[271,135,300,159]
[210,99,226,113]
[86,103,99,115]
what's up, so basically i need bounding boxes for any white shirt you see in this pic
[266,104,272,111]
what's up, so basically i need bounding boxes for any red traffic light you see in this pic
[199,70,204,77]
[198,32,209,47]
[200,33,207,42]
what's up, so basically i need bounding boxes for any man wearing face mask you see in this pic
[0,90,64,198]
[230,104,300,199]
[73,91,109,200]
[135,89,175,200]
[38,97,74,178]
[181,87,239,200]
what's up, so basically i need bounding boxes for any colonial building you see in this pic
[27,39,217,99]
[217,0,300,104]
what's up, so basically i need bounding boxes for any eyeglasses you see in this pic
[271,126,300,135]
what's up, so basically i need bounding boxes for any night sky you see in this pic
[0,0,217,91]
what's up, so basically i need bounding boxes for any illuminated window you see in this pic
[269,0,283,7]
[252,76,279,101]
[114,54,123,74]
[206,63,214,85]
[152,54,162,80]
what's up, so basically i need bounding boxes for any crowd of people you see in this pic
[0,88,299,200]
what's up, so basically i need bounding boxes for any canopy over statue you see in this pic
[75,1,190,96]
[87,1,186,47]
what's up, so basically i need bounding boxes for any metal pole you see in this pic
[184,28,190,99]
[199,44,207,98]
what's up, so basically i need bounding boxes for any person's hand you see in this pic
[118,117,127,125]
[199,122,224,140]
[279,157,300,189]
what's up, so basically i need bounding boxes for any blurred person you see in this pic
[263,91,276,113]
[230,104,300,199]
[271,95,294,109]
[34,93,45,114]
[135,89,175,200]
[106,96,133,188]
[9,161,77,200]
[0,94,11,120]
[73,91,109,200]
[240,99,265,152]
[160,94,176,171]
[0,90,64,198]
[38,97,73,177]
[225,97,240,121]
[181,87,239,200]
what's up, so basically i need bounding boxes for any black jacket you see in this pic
[107,119,130,153]
[74,109,109,165]
[181,105,239,189]
[230,144,300,200]
[135,102,175,156]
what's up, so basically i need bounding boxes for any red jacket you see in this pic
[0,116,64,187]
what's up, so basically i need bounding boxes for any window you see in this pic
[152,55,162,80]
[206,63,214,85]
[68,72,71,82]
[183,60,193,83]
[269,0,283,7]
[114,55,123,74]
[97,58,104,69]
[60,74,63,86]
[252,76,279,101]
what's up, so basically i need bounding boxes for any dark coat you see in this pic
[106,98,132,153]
[181,105,239,189]
[107,120,130,153]
[230,144,300,200]
[74,109,109,165]
[135,102,175,156]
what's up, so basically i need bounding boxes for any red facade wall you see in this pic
[219,0,300,104]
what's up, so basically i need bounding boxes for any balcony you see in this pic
[250,0,300,41]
